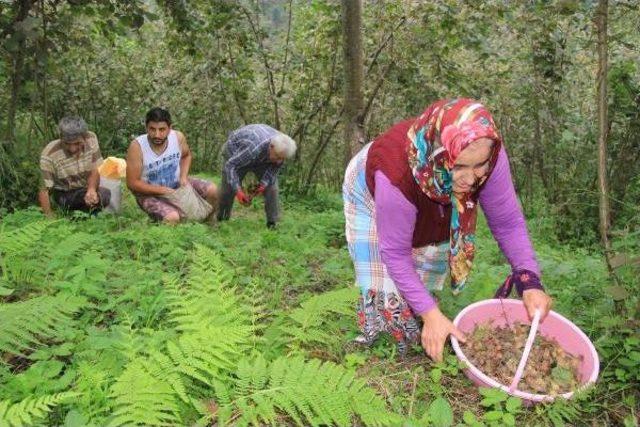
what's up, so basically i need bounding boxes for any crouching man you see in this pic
[217,124,296,228]
[38,116,111,217]
[126,107,217,224]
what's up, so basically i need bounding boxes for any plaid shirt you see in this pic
[40,132,103,191]
[223,124,281,190]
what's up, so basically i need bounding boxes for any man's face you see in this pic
[63,137,85,156]
[146,121,171,146]
[268,144,287,164]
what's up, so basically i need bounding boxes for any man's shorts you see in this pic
[136,177,213,221]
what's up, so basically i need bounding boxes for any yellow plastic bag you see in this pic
[98,157,127,179]
[98,157,126,213]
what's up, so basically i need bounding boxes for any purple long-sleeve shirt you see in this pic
[375,146,540,315]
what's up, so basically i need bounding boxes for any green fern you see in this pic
[285,287,357,347]
[0,221,49,257]
[0,262,36,296]
[71,361,114,422]
[44,231,97,274]
[0,392,77,427]
[165,244,252,332]
[161,245,254,386]
[214,355,399,427]
[107,358,183,427]
[0,295,85,358]
[167,325,253,386]
[0,221,50,295]
[146,350,191,403]
[239,277,271,337]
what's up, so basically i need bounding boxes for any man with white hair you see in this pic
[38,116,111,217]
[218,124,296,228]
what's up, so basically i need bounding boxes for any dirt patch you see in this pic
[462,322,582,395]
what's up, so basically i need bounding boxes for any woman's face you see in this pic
[451,138,494,194]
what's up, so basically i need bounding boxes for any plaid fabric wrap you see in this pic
[343,143,449,353]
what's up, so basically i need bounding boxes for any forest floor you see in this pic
[0,181,638,426]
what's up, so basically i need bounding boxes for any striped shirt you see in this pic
[39,132,103,191]
[223,124,281,190]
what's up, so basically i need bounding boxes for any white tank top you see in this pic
[136,130,181,189]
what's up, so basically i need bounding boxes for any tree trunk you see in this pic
[240,5,281,130]
[341,0,365,163]
[39,0,51,139]
[595,0,613,272]
[4,0,35,145]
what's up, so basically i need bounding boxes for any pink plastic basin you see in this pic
[450,299,599,402]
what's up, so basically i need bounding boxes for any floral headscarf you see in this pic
[407,98,502,293]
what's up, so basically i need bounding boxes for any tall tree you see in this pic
[2,0,35,144]
[595,0,613,270]
[341,0,365,162]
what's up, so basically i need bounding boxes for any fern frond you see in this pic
[239,278,270,336]
[0,221,49,257]
[44,231,96,273]
[167,325,253,386]
[187,243,234,291]
[108,358,182,427]
[0,392,77,427]
[0,295,85,358]
[71,361,113,421]
[165,245,253,332]
[147,350,190,403]
[285,287,357,347]
[218,355,400,427]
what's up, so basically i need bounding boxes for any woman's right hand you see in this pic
[420,307,466,362]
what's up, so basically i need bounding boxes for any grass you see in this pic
[0,184,638,426]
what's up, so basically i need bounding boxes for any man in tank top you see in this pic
[126,107,217,224]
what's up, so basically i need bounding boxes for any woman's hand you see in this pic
[522,289,552,322]
[420,307,466,362]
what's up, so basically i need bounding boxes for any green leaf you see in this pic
[606,285,630,301]
[505,397,522,413]
[479,387,507,407]
[430,368,443,383]
[64,410,89,427]
[483,410,503,422]
[463,410,478,424]
[560,129,575,142]
[551,366,573,385]
[427,397,453,427]
[0,286,14,296]
[623,414,638,427]
[503,413,516,426]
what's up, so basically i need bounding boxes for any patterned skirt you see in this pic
[343,143,449,354]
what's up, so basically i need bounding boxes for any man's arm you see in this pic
[38,189,54,217]
[84,168,101,206]
[84,133,103,205]
[126,140,173,196]
[39,155,55,216]
[87,168,100,191]
[223,142,262,191]
[177,131,192,186]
